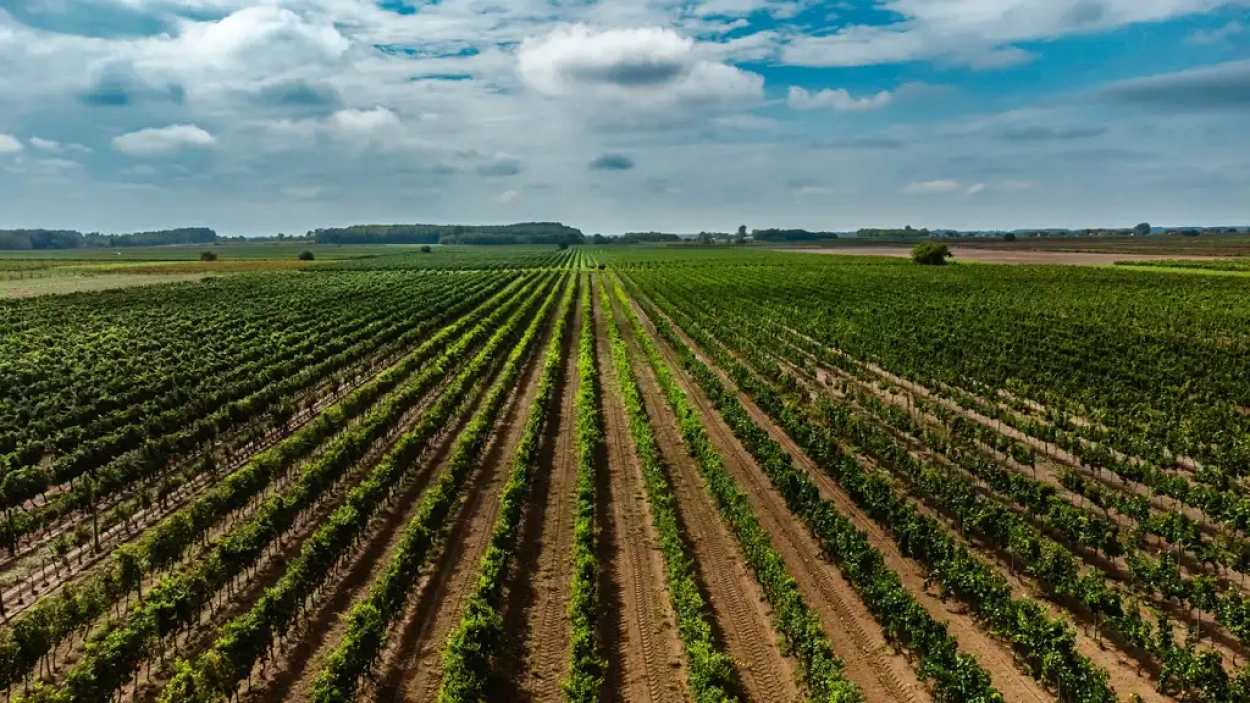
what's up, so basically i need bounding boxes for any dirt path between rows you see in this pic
[624,283,1055,703]
[372,312,555,702]
[610,289,801,703]
[593,286,689,703]
[495,294,582,701]
[239,364,502,703]
[623,288,932,703]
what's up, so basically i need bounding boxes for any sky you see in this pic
[0,0,1247,235]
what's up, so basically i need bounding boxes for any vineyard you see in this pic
[1,245,1249,702]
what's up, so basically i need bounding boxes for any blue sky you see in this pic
[0,0,1246,235]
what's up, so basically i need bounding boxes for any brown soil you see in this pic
[592,285,689,703]
[610,289,801,703]
[238,336,519,703]
[626,285,1054,703]
[0,325,436,620]
[656,296,1183,701]
[495,294,582,701]
[781,246,1229,266]
[626,290,932,703]
[371,312,555,702]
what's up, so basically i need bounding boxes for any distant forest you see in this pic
[313,222,585,246]
[0,228,218,250]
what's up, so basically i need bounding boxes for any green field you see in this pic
[2,246,1249,703]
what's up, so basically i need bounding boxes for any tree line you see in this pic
[311,222,584,246]
[0,228,217,250]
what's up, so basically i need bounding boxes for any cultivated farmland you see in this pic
[2,246,1249,703]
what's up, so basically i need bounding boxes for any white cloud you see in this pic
[165,6,350,72]
[904,179,961,194]
[966,183,986,195]
[499,189,519,203]
[329,107,402,137]
[518,25,763,108]
[782,0,1239,68]
[1186,20,1244,44]
[788,86,893,112]
[113,124,217,156]
[0,135,22,153]
[30,137,60,150]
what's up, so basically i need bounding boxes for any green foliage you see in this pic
[309,276,567,703]
[312,222,584,246]
[564,276,606,702]
[910,242,951,265]
[298,250,315,261]
[0,274,522,694]
[600,278,739,702]
[152,276,557,703]
[613,280,865,703]
[439,279,574,701]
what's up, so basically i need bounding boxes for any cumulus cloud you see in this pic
[518,25,763,108]
[78,63,185,107]
[788,86,893,112]
[966,183,986,195]
[329,107,402,135]
[253,81,343,110]
[113,124,216,156]
[589,153,636,170]
[0,135,23,153]
[169,7,350,72]
[30,137,61,150]
[1096,59,1250,110]
[499,189,519,203]
[903,179,961,194]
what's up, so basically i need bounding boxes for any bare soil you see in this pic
[628,287,1055,703]
[371,314,554,702]
[494,293,582,701]
[610,289,801,703]
[627,290,932,703]
[592,288,689,703]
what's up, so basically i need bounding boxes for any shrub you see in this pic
[420,245,432,253]
[911,242,951,265]
[199,251,218,262]
[298,250,315,261]
[1004,233,1016,242]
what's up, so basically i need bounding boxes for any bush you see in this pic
[420,245,432,253]
[1003,233,1016,242]
[199,251,218,262]
[911,242,951,265]
[298,250,315,261]
[558,242,570,250]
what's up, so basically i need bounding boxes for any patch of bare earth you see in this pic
[625,290,932,703]
[610,291,801,703]
[699,308,1177,701]
[629,288,1054,703]
[593,289,689,703]
[369,314,553,703]
[239,368,496,703]
[494,294,582,701]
